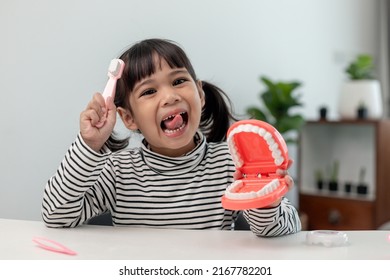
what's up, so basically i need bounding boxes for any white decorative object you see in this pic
[338,80,383,119]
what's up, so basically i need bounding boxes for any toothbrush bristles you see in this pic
[108,59,124,77]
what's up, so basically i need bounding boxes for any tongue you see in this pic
[163,114,184,130]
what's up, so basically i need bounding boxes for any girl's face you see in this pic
[118,58,205,157]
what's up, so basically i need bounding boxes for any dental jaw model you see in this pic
[221,120,290,210]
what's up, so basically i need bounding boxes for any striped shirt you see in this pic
[42,132,301,237]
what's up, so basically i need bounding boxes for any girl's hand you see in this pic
[268,158,294,207]
[80,93,116,152]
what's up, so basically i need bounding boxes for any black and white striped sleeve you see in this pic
[243,197,302,237]
[41,133,112,228]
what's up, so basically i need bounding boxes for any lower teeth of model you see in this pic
[225,179,280,200]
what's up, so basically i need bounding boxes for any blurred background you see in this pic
[0,0,387,224]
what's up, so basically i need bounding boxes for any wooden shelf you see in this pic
[298,119,390,230]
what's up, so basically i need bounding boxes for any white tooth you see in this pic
[230,193,239,199]
[275,157,284,166]
[258,127,266,137]
[251,126,259,134]
[271,149,281,160]
[229,128,237,137]
[237,126,245,133]
[243,192,252,199]
[244,192,252,199]
[266,137,275,146]
[269,142,278,152]
[228,140,234,152]
[246,124,254,132]
[272,149,282,158]
[233,180,242,191]
[233,154,240,167]
[232,141,244,168]
[257,188,265,197]
[225,193,233,199]
[264,132,272,142]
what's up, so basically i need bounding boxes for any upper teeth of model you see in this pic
[227,124,285,167]
[225,123,285,200]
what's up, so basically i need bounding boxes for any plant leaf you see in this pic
[246,107,268,122]
[247,76,305,142]
[276,115,305,134]
[345,54,375,80]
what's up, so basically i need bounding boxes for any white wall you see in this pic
[0,0,380,221]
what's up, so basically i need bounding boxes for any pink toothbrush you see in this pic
[95,59,125,128]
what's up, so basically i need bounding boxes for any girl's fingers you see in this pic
[276,158,294,176]
[78,93,118,152]
[233,170,242,180]
[87,94,107,120]
[285,175,294,189]
[105,96,117,125]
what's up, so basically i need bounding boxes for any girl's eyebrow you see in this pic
[133,79,153,93]
[133,69,190,92]
[169,69,189,76]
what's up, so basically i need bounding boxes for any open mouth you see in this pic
[161,111,188,134]
[221,120,289,210]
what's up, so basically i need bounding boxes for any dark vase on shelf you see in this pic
[357,167,368,195]
[357,184,368,195]
[344,182,352,193]
[316,180,324,190]
[328,181,338,192]
[319,106,327,120]
[357,106,368,119]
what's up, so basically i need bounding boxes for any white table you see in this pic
[1,218,390,260]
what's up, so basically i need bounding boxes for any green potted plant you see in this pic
[338,54,383,119]
[345,54,375,80]
[246,76,305,143]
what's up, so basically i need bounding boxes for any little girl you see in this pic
[42,38,301,237]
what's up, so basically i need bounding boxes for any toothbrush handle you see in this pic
[95,76,118,128]
[102,77,117,102]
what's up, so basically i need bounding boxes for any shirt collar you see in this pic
[140,131,206,175]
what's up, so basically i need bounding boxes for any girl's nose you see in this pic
[161,89,181,106]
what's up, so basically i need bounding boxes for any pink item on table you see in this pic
[32,237,77,256]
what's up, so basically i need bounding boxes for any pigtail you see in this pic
[200,81,238,142]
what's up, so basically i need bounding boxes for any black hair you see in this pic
[107,38,237,152]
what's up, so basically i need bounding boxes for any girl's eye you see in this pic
[173,78,187,86]
[140,89,156,97]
